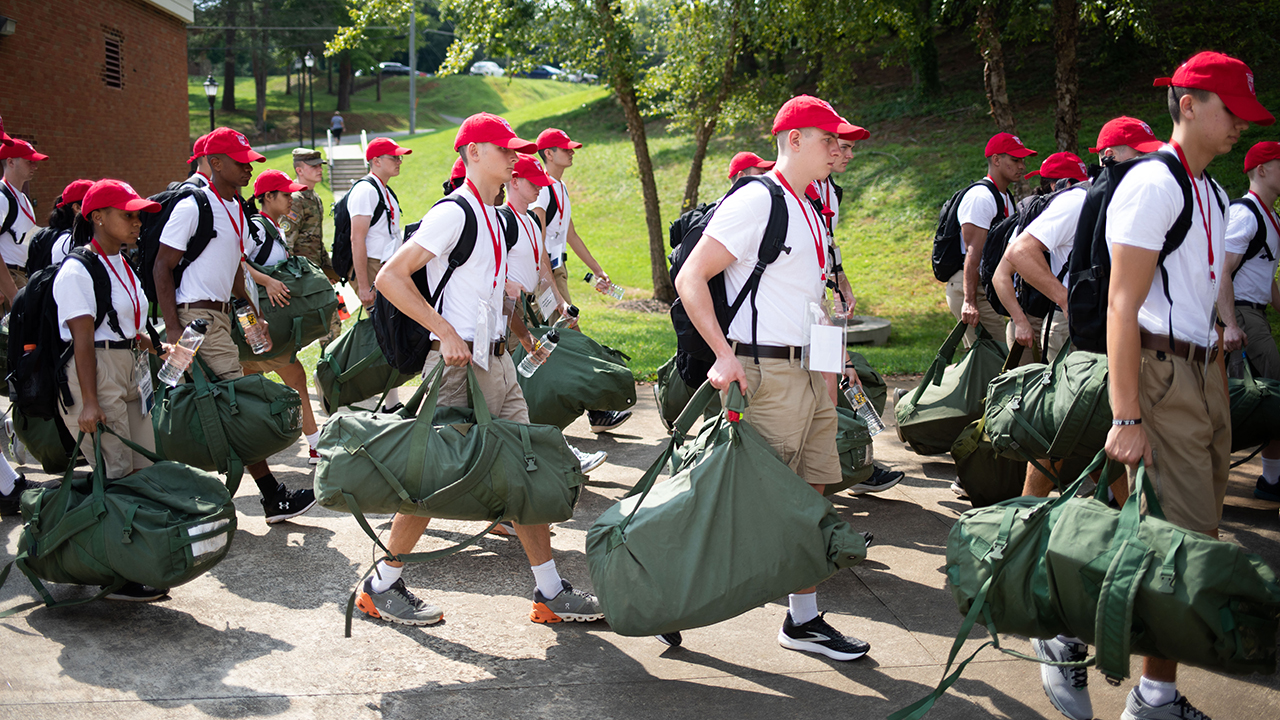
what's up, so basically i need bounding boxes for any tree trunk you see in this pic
[975,1,1015,134]
[681,16,740,213]
[327,56,334,95]
[286,62,292,95]
[337,53,353,112]
[376,70,382,102]
[1052,0,1080,152]
[908,0,940,96]
[250,3,267,134]
[221,0,236,112]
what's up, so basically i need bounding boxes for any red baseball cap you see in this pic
[984,132,1037,158]
[1025,152,1088,182]
[536,128,583,151]
[203,127,265,163]
[726,151,775,178]
[450,157,466,181]
[1089,116,1163,154]
[513,154,554,186]
[840,125,871,142]
[1154,51,1274,126]
[0,116,12,147]
[80,179,161,217]
[366,137,412,161]
[1244,141,1280,173]
[187,134,209,164]
[0,139,49,162]
[772,95,863,136]
[454,112,536,152]
[253,169,307,197]
[58,179,94,208]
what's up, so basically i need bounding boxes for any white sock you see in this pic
[788,592,819,625]
[383,387,400,411]
[370,561,402,594]
[305,431,320,449]
[531,559,563,599]
[1262,456,1280,484]
[0,452,17,495]
[1139,676,1176,707]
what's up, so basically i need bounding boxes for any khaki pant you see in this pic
[1231,306,1280,381]
[1006,315,1045,368]
[1,266,27,313]
[60,349,155,479]
[354,258,384,305]
[177,308,243,381]
[1043,310,1070,364]
[551,264,571,305]
[421,351,529,423]
[945,270,1006,348]
[1136,348,1231,535]
[736,354,840,486]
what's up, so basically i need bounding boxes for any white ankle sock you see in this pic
[305,431,320,449]
[370,561,402,593]
[0,453,18,495]
[788,592,819,625]
[531,559,562,599]
[1262,456,1280,484]
[1138,676,1176,707]
[383,387,400,411]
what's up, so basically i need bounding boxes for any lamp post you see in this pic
[294,57,304,147]
[304,51,316,149]
[202,74,218,133]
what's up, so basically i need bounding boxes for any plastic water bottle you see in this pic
[584,272,624,300]
[157,319,210,387]
[843,382,886,436]
[518,329,560,378]
[235,299,272,355]
[553,305,579,328]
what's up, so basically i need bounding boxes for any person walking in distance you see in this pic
[0,139,49,311]
[330,112,345,144]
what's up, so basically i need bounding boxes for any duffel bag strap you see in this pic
[672,380,723,442]
[914,321,969,402]
[25,431,111,562]
[188,357,244,494]
[1093,460,1160,680]
[0,554,125,618]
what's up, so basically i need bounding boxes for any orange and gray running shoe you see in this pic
[530,580,604,623]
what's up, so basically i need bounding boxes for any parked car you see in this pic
[378,62,413,76]
[518,64,564,80]
[469,61,505,77]
[557,69,599,84]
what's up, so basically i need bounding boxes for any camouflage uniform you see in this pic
[281,148,343,345]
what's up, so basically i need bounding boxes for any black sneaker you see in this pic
[0,475,56,517]
[860,530,875,548]
[381,402,405,414]
[777,612,870,661]
[103,582,168,602]
[588,409,633,434]
[849,466,904,495]
[261,485,318,524]
[1255,476,1280,503]
[656,631,682,647]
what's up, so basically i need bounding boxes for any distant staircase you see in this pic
[326,129,369,197]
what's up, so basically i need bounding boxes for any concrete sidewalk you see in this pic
[2,379,1278,719]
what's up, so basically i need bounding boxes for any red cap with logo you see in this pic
[203,127,266,163]
[1244,141,1280,173]
[253,169,307,197]
[984,132,1037,159]
[513,154,554,187]
[1154,51,1274,126]
[80,179,161,217]
[1026,152,1088,182]
[0,139,49,162]
[536,128,583,151]
[187,134,209,164]
[1089,116,1163,154]
[366,137,412,161]
[726,152,775,179]
[772,95,863,136]
[58,179,94,208]
[454,112,536,152]
[450,157,466,181]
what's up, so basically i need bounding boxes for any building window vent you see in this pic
[102,29,124,89]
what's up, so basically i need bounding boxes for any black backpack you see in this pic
[1229,196,1274,279]
[931,179,1005,282]
[136,182,215,303]
[669,201,718,249]
[0,182,22,244]
[1067,153,1226,352]
[24,227,76,276]
[979,185,1081,318]
[332,177,399,283]
[668,175,790,386]
[7,248,124,420]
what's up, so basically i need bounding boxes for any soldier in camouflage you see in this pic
[282,147,344,345]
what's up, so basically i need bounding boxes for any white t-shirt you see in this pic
[49,230,75,266]
[347,174,402,262]
[159,185,248,304]
[1023,185,1089,288]
[408,187,508,343]
[185,173,210,188]
[54,251,148,342]
[957,179,1015,253]
[534,178,572,259]
[1225,194,1280,306]
[0,180,36,266]
[1106,148,1228,346]
[504,206,543,293]
[701,171,827,347]
[248,216,289,266]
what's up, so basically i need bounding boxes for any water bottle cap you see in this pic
[583,272,593,282]
[566,305,579,317]
[191,318,209,334]
[546,329,560,343]
[234,298,250,308]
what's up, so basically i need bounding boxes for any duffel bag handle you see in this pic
[1093,458,1161,680]
[672,380,722,441]
[912,321,969,401]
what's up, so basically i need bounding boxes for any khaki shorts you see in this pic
[177,308,243,381]
[1043,310,1070,364]
[354,258,384,304]
[421,351,529,423]
[551,264,571,305]
[1232,306,1280,381]
[1006,315,1045,368]
[60,349,155,480]
[945,270,1006,349]
[1136,348,1231,535]
[735,354,840,486]
[1006,309,1071,366]
[241,353,293,376]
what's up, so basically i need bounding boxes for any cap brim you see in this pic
[520,174,555,187]
[1024,170,1043,178]
[503,138,538,153]
[389,147,413,156]
[1007,148,1037,158]
[758,160,776,170]
[565,141,583,149]
[301,158,324,166]
[0,135,12,147]
[226,149,267,163]
[840,127,871,142]
[123,199,163,213]
[1220,92,1276,126]
[285,181,308,192]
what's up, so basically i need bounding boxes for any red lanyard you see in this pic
[775,172,825,272]
[373,175,396,223]
[1251,191,1280,240]
[2,179,34,225]
[206,184,246,255]
[91,239,141,335]
[820,179,834,232]
[465,179,504,289]
[1172,142,1217,281]
[195,171,212,185]
[551,181,565,225]
[510,206,539,271]
[985,176,1010,218]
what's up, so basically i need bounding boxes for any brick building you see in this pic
[0,0,191,217]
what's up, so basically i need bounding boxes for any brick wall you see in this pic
[0,0,189,216]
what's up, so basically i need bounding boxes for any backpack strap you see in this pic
[495,206,520,252]
[722,175,789,364]
[544,183,560,226]
[66,248,127,342]
[424,196,478,308]
[1230,197,1272,278]
[181,188,217,271]
[1145,153,1196,350]
[0,182,20,241]
[977,177,1008,224]
[249,215,281,266]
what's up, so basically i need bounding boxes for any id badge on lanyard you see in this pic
[134,350,155,415]
[802,300,845,373]
[535,275,558,321]
[473,297,492,371]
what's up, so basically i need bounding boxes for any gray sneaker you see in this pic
[571,445,608,474]
[1032,636,1092,720]
[530,579,604,623]
[1122,689,1212,720]
[355,577,444,626]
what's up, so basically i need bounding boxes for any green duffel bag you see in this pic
[895,321,1008,456]
[0,428,236,618]
[653,354,720,431]
[509,324,636,430]
[1229,361,1280,452]
[10,405,80,474]
[315,313,412,414]
[232,255,339,363]
[951,418,1027,508]
[153,355,303,491]
[848,351,886,416]
[825,393,875,496]
[892,453,1280,720]
[587,382,867,637]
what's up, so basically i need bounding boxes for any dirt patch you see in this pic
[614,298,671,314]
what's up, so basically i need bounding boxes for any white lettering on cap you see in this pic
[498,117,514,133]
[1140,121,1153,135]
[1012,135,1023,146]
[119,181,138,195]
[236,133,248,146]
[1078,162,1087,175]
[1247,72,1255,95]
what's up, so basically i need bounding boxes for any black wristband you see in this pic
[1112,418,1142,426]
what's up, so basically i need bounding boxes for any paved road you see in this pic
[2,377,1277,719]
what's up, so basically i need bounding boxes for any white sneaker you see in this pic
[570,445,607,474]
[950,481,968,500]
[1032,637,1092,720]
[1121,689,1212,720]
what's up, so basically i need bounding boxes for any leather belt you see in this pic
[180,300,231,313]
[6,264,24,273]
[1235,300,1268,311]
[733,343,802,360]
[93,339,138,350]
[430,339,507,357]
[1139,331,1218,364]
